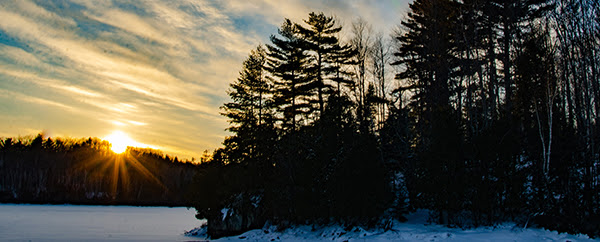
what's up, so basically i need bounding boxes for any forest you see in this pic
[0,134,201,206]
[190,0,600,238]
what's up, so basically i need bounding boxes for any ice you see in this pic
[0,204,205,241]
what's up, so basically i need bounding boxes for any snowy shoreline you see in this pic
[187,210,597,241]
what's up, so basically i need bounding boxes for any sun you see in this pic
[104,131,136,154]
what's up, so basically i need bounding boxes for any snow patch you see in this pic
[221,208,230,221]
[251,195,262,208]
[185,225,208,237]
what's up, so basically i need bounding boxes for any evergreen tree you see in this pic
[221,45,274,165]
[491,0,552,114]
[265,19,315,131]
[392,0,463,221]
[295,12,355,115]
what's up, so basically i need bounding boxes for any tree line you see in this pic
[0,134,200,206]
[192,0,600,238]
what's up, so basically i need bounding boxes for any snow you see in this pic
[222,208,231,221]
[189,210,597,241]
[0,204,204,241]
[3,204,595,241]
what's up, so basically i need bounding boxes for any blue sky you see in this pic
[0,0,409,159]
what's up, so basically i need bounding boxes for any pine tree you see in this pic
[221,45,273,164]
[265,19,315,131]
[295,12,355,115]
[392,0,464,223]
[485,0,553,115]
[393,0,459,120]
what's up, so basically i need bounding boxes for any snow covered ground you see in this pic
[189,210,597,241]
[2,204,595,241]
[0,204,204,241]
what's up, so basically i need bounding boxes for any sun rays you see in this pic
[72,143,166,200]
[67,131,168,199]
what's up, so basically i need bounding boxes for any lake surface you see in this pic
[0,204,205,241]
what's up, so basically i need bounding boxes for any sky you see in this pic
[0,0,410,159]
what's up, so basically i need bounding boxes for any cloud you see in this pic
[222,0,410,33]
[86,9,178,47]
[0,45,43,67]
[0,89,76,112]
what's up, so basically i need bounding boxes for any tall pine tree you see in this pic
[295,12,355,115]
[265,19,315,131]
[221,45,272,165]
[393,0,464,224]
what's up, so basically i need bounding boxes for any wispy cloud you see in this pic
[0,89,76,113]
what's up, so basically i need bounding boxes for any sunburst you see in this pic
[72,134,165,200]
[104,131,136,154]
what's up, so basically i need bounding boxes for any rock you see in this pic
[207,192,265,238]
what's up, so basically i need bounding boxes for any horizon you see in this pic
[0,0,409,159]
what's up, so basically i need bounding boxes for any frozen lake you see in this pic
[0,204,205,241]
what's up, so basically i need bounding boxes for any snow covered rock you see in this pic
[207,192,266,238]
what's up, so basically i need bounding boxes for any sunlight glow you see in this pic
[104,131,136,154]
